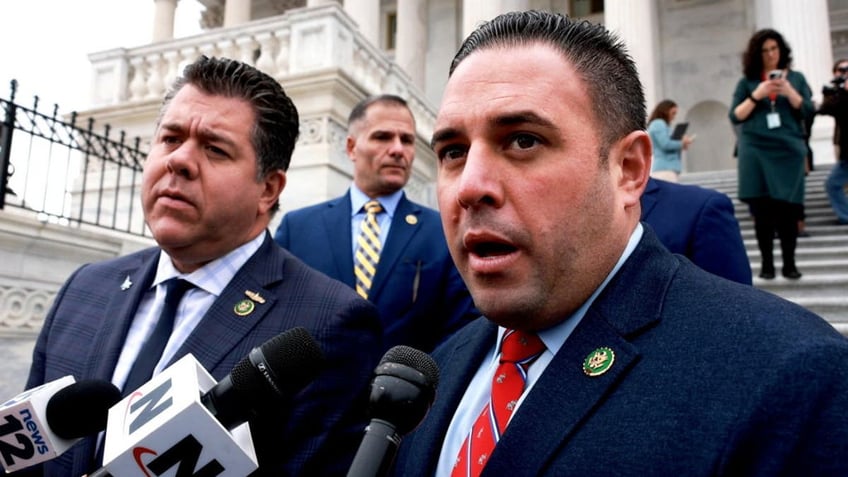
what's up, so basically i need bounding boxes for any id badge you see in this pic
[766,112,781,129]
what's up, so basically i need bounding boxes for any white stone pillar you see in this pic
[396,0,427,89]
[223,0,252,28]
[152,0,178,43]
[604,0,660,113]
[307,0,339,5]
[344,0,381,48]
[461,0,529,39]
[758,0,835,164]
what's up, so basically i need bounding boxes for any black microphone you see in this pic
[201,325,327,429]
[46,380,122,440]
[346,345,439,477]
[94,326,326,476]
[0,378,120,473]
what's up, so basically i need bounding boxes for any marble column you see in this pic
[604,0,659,112]
[345,0,381,48]
[396,0,427,89]
[224,0,251,27]
[758,0,835,164]
[152,0,178,42]
[462,0,529,39]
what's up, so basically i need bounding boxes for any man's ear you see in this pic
[346,136,356,161]
[259,170,286,215]
[611,130,652,208]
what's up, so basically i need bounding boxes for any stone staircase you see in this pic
[681,168,848,335]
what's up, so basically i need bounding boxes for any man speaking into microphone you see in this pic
[17,56,382,476]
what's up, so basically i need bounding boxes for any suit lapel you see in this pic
[369,195,420,299]
[483,229,673,476]
[88,250,158,381]
[324,194,356,287]
[404,319,498,476]
[171,234,283,374]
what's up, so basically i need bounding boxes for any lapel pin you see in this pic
[583,347,615,377]
[120,275,133,291]
[405,214,418,225]
[245,290,266,304]
[234,299,255,316]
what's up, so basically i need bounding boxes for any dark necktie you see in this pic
[451,329,545,477]
[354,200,383,299]
[122,278,193,395]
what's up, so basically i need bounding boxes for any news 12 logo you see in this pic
[0,408,50,466]
[123,377,225,477]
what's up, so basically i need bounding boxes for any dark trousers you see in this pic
[748,197,802,273]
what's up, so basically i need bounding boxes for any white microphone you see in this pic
[96,326,325,477]
[0,377,121,473]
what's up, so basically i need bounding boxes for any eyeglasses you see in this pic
[838,66,848,74]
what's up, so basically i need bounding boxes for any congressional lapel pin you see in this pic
[120,275,133,291]
[583,347,615,377]
[234,299,255,317]
[244,290,266,304]
[405,214,418,225]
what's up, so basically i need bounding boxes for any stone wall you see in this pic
[0,209,153,399]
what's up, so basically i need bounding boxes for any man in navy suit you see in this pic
[392,11,848,476]
[641,177,752,284]
[18,57,382,476]
[274,95,477,353]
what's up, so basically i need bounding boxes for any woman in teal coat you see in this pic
[729,29,813,280]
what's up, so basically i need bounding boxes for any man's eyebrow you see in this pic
[430,128,462,149]
[493,111,557,130]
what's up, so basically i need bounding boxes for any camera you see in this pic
[768,69,783,80]
[823,76,847,95]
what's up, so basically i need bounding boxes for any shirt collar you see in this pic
[153,232,266,297]
[349,185,403,219]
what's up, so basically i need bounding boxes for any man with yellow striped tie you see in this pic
[275,95,478,353]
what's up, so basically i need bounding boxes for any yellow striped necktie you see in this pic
[354,200,383,299]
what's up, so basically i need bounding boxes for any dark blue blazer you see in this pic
[23,233,382,477]
[274,191,477,353]
[393,228,848,476]
[641,177,752,284]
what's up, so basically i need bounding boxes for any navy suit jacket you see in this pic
[23,233,382,477]
[274,191,477,353]
[641,177,752,284]
[393,228,848,476]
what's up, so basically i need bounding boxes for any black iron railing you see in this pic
[0,80,150,237]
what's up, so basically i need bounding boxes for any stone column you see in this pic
[152,0,178,42]
[307,0,339,5]
[462,0,529,39]
[604,0,659,111]
[396,0,427,89]
[344,0,381,48]
[757,0,834,164]
[223,0,252,28]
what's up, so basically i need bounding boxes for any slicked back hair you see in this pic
[348,94,415,134]
[158,55,300,180]
[448,10,646,163]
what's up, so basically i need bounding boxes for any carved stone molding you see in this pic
[0,284,55,336]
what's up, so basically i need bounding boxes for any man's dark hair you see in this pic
[448,10,645,161]
[159,55,300,178]
[347,94,414,132]
[742,29,793,80]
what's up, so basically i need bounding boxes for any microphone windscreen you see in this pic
[380,345,439,389]
[232,326,325,399]
[45,380,122,439]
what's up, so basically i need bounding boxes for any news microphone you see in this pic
[346,345,440,477]
[99,326,325,476]
[0,377,120,473]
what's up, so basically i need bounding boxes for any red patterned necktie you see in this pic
[452,329,546,477]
